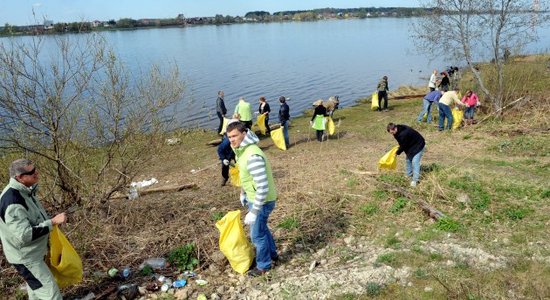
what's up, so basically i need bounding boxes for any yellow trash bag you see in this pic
[219,118,230,135]
[326,117,335,136]
[215,210,254,274]
[270,127,287,150]
[229,164,240,187]
[378,146,399,170]
[48,225,83,288]
[371,92,379,111]
[452,108,464,130]
[256,114,267,135]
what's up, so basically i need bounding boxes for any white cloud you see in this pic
[32,3,42,8]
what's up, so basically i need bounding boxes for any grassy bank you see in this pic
[1,56,549,299]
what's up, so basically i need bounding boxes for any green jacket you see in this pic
[0,178,52,264]
[234,100,253,122]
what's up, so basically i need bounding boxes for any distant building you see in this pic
[43,20,54,30]
[92,20,102,27]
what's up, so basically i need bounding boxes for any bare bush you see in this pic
[0,34,185,209]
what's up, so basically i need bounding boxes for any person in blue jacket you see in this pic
[217,133,236,186]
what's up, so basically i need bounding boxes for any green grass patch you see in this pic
[491,135,549,156]
[503,207,532,220]
[449,174,491,211]
[376,253,396,266]
[384,235,401,249]
[360,202,379,216]
[435,217,462,232]
[389,197,408,214]
[278,217,299,230]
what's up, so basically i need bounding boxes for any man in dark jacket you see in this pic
[217,133,236,186]
[387,123,426,187]
[278,96,290,148]
[216,91,227,134]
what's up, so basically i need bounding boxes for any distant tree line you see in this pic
[6,6,545,36]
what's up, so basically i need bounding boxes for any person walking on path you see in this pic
[216,91,227,134]
[234,97,253,129]
[377,76,390,111]
[0,159,67,300]
[461,90,479,125]
[226,121,278,277]
[278,96,290,149]
[428,69,438,92]
[417,90,443,124]
[258,96,271,135]
[438,88,466,131]
[387,123,426,187]
[310,99,328,142]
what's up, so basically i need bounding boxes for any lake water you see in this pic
[3,18,550,129]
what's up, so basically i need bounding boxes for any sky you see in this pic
[0,0,419,26]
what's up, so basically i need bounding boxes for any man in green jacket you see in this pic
[226,121,278,277]
[0,159,66,300]
[233,97,253,129]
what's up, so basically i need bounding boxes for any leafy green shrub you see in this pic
[376,253,396,265]
[167,243,199,271]
[211,211,224,221]
[435,217,462,232]
[366,282,382,296]
[504,207,531,220]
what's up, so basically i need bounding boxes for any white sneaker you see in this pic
[410,181,417,187]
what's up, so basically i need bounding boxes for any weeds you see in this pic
[167,243,199,271]
[278,217,299,230]
[435,217,462,232]
[390,197,408,214]
[360,203,379,216]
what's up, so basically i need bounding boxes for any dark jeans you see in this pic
[243,120,253,129]
[378,90,388,110]
[216,112,224,134]
[264,116,270,134]
[316,130,324,142]
[438,103,453,130]
[221,164,229,180]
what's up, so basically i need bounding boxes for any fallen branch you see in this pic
[109,183,197,199]
[380,182,446,220]
[349,170,378,176]
[191,161,220,174]
[477,96,525,125]
[389,94,425,100]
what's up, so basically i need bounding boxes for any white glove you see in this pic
[244,212,257,225]
[240,194,248,207]
[222,159,230,166]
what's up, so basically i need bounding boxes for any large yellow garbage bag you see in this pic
[270,127,287,150]
[452,108,464,130]
[256,114,267,135]
[48,225,83,288]
[215,210,254,274]
[326,117,335,135]
[219,118,229,135]
[229,164,240,187]
[371,92,379,111]
[378,146,399,170]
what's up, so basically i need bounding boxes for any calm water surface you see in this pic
[4,18,550,129]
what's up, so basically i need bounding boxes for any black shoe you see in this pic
[247,268,267,277]
[220,178,228,186]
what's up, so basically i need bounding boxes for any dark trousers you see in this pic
[264,116,270,134]
[316,130,324,142]
[221,164,229,180]
[216,112,224,134]
[378,90,388,110]
[243,120,253,129]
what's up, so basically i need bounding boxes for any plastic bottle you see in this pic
[160,283,170,292]
[122,267,130,278]
[140,257,166,270]
[128,186,139,200]
[172,279,187,288]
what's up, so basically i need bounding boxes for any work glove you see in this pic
[222,159,230,166]
[240,193,248,207]
[244,211,257,225]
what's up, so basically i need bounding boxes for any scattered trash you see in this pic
[173,279,187,288]
[117,284,138,300]
[165,138,181,145]
[131,178,158,189]
[139,257,166,270]
[197,293,207,300]
[128,186,139,200]
[79,292,95,300]
[145,282,159,291]
[157,275,166,283]
[161,283,170,292]
[182,271,196,278]
[122,267,130,278]
[108,268,119,278]
[309,260,318,272]
[196,279,208,286]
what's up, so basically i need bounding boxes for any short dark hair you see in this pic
[259,96,266,102]
[386,123,397,132]
[226,121,247,134]
[279,96,286,103]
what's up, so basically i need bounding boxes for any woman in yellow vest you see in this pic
[310,99,328,142]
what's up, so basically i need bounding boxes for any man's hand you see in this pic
[240,193,248,207]
[244,212,257,225]
[222,159,230,166]
[51,213,66,225]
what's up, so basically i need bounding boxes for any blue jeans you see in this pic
[406,147,425,183]
[438,103,453,130]
[417,99,434,123]
[282,121,290,148]
[249,201,277,271]
[464,106,475,119]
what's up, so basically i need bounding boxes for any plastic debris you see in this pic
[131,178,158,189]
[139,257,166,270]
[165,138,181,145]
[80,292,95,300]
[122,267,130,278]
[173,279,187,288]
[161,283,170,292]
[108,268,119,278]
[182,271,196,278]
[197,293,207,300]
[196,279,208,286]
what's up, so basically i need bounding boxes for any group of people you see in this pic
[417,87,479,131]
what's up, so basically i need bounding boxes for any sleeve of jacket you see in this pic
[217,138,231,160]
[247,155,269,215]
[4,205,52,248]
[221,100,227,115]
